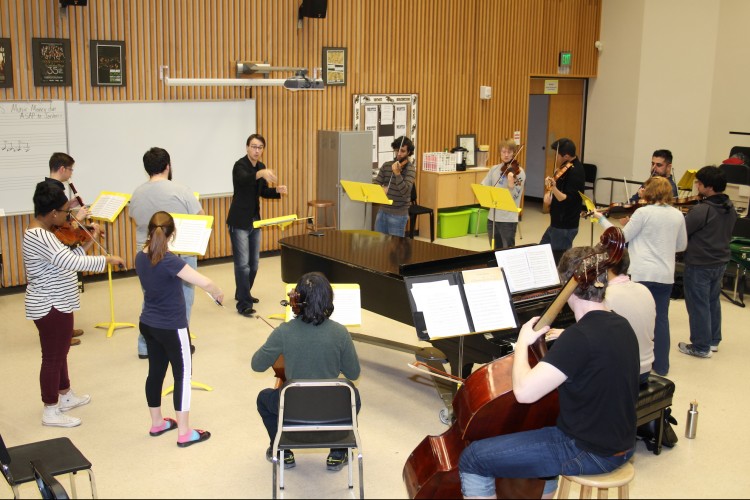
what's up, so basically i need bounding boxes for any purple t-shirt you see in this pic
[136,251,188,329]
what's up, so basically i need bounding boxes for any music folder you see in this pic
[404,267,518,341]
[340,180,394,205]
[471,183,521,213]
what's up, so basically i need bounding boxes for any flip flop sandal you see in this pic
[149,417,178,436]
[177,429,211,448]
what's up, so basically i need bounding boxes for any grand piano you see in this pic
[279,230,574,380]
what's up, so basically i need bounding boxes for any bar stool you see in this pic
[307,200,337,231]
[557,461,635,499]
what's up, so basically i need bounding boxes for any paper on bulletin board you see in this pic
[367,126,378,162]
[380,104,394,125]
[378,151,394,167]
[378,136,394,152]
[395,105,407,136]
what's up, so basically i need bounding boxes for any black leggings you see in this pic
[139,322,192,411]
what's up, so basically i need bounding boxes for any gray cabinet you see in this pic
[317,130,373,230]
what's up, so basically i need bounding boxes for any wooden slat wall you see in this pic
[0,0,601,287]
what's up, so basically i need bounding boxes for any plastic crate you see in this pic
[468,207,489,235]
[422,152,457,172]
[437,208,472,238]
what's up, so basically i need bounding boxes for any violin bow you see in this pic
[407,361,465,385]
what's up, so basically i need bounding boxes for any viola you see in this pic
[542,161,575,214]
[500,159,521,177]
[402,228,625,499]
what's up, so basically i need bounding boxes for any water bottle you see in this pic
[685,400,699,439]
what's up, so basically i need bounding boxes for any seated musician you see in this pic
[459,246,640,499]
[630,149,678,203]
[251,272,361,471]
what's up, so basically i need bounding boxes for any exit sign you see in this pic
[559,51,572,67]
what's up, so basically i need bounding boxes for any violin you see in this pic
[402,228,625,499]
[542,160,575,214]
[52,212,96,248]
[499,145,525,178]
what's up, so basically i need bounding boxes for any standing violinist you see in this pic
[44,152,96,347]
[540,138,586,263]
[629,149,678,203]
[373,136,416,237]
[594,176,687,376]
[458,246,640,499]
[480,139,525,248]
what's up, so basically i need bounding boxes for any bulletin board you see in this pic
[352,93,418,178]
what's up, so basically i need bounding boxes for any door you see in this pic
[526,95,549,198]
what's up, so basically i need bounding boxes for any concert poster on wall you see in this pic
[32,38,72,86]
[90,40,126,86]
[0,38,13,88]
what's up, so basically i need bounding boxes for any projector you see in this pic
[283,77,324,91]
[60,0,88,6]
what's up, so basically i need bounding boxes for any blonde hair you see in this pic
[498,139,518,154]
[145,211,176,265]
[642,176,674,205]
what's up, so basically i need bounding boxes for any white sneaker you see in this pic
[710,345,719,352]
[58,390,91,412]
[42,406,81,427]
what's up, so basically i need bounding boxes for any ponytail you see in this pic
[145,211,176,265]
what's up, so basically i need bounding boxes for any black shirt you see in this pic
[542,310,640,456]
[549,157,586,229]
[226,155,280,230]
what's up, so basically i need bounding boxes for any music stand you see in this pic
[579,191,598,245]
[471,183,520,250]
[340,180,393,231]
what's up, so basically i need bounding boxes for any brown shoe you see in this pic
[72,329,84,337]
[70,338,81,346]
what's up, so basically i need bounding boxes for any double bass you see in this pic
[402,227,625,499]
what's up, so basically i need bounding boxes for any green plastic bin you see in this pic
[437,208,472,238]
[469,207,489,235]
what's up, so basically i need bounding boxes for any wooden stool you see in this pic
[557,461,634,499]
[306,200,337,231]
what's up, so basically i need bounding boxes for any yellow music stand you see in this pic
[93,263,137,337]
[677,170,698,192]
[340,180,394,231]
[471,184,520,250]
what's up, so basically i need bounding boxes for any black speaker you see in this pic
[300,0,327,19]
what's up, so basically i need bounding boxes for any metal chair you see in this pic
[408,184,435,242]
[582,163,598,203]
[271,379,363,499]
[0,433,97,499]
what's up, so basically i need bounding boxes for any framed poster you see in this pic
[32,38,71,86]
[322,47,347,86]
[457,134,477,166]
[90,40,126,86]
[0,38,13,88]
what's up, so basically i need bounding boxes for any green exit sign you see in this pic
[559,51,572,67]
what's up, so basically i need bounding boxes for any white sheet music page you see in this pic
[420,285,471,339]
[330,286,362,327]
[462,267,517,333]
[169,217,212,255]
[494,244,559,293]
[89,194,126,221]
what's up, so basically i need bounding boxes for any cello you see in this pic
[402,227,625,499]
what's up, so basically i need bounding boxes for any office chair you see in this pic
[408,184,435,242]
[582,163,598,203]
[271,379,363,499]
[0,433,97,499]
[31,461,70,500]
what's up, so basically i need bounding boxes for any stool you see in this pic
[306,200,337,231]
[558,461,634,499]
[636,374,675,455]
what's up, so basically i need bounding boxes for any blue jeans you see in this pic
[640,281,673,375]
[684,264,726,353]
[229,224,262,312]
[540,226,578,262]
[138,254,196,356]
[459,426,634,497]
[375,211,408,237]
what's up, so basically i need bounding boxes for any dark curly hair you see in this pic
[294,272,334,326]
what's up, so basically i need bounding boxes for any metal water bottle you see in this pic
[685,400,699,439]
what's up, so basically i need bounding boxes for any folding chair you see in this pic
[0,434,97,499]
[271,379,363,499]
[31,460,70,499]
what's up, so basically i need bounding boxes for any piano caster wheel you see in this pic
[439,408,453,425]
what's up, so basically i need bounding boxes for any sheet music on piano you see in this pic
[493,243,560,294]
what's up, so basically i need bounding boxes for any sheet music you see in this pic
[89,193,128,221]
[494,244,560,293]
[419,284,471,340]
[169,216,212,255]
[330,286,362,327]
[462,268,517,333]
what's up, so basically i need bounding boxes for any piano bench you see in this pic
[636,374,675,455]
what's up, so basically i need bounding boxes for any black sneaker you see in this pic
[326,449,349,471]
[266,447,295,469]
[238,307,256,317]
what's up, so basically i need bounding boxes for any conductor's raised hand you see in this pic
[256,169,278,184]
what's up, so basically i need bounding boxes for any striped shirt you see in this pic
[374,159,415,216]
[23,227,107,320]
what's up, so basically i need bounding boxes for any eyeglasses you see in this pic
[249,144,265,151]
[64,166,74,171]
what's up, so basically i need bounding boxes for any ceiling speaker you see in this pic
[300,0,327,19]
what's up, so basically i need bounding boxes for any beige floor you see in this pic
[1,202,750,499]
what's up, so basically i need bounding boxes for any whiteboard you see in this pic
[0,101,68,215]
[66,100,256,208]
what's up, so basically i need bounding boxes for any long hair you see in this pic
[294,272,334,326]
[145,211,176,265]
